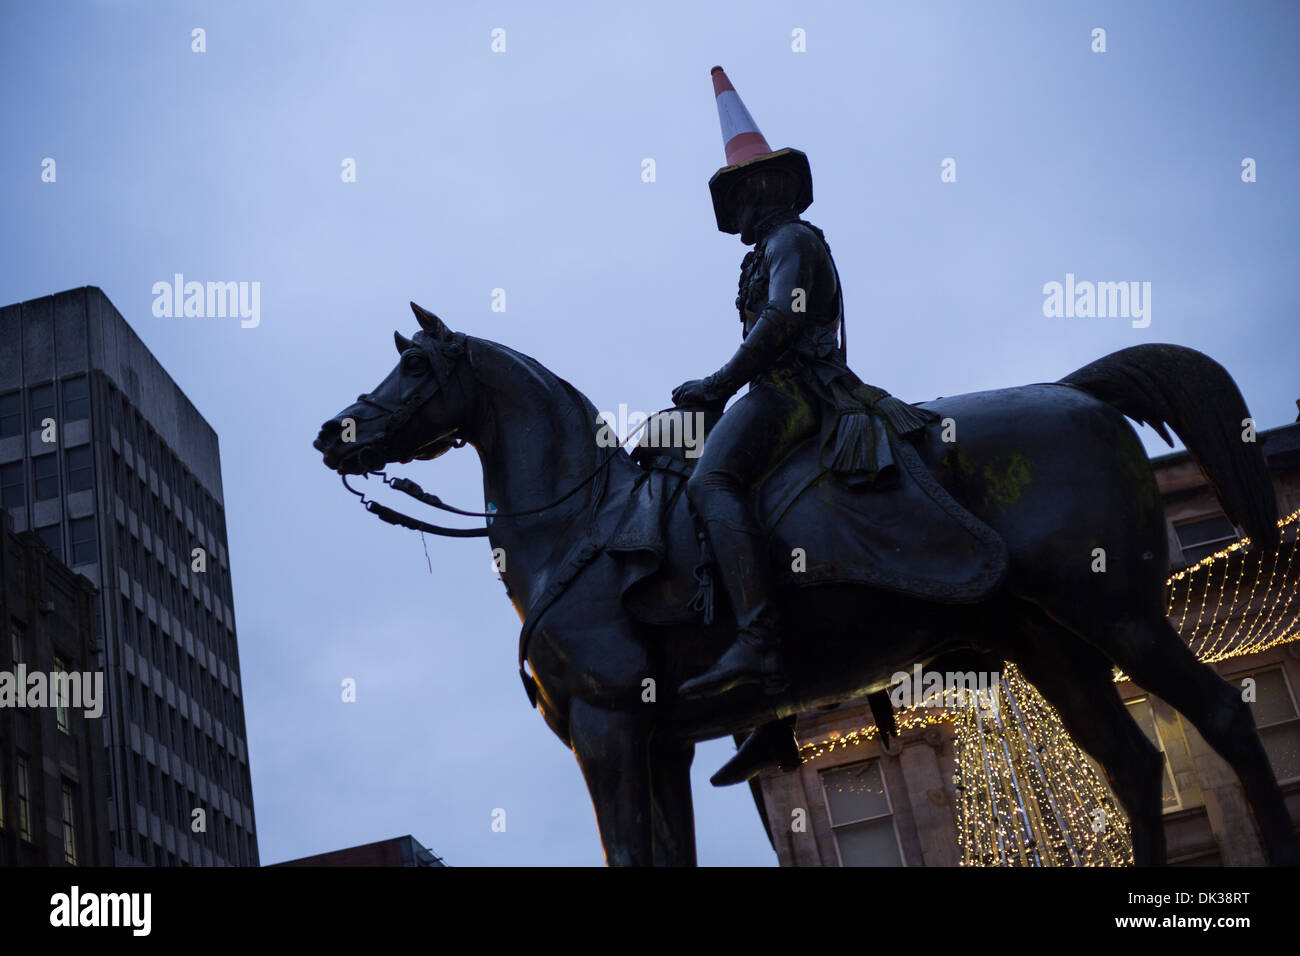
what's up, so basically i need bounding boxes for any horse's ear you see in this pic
[410,302,451,339]
[394,330,414,354]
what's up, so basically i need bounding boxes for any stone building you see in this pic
[753,408,1300,866]
[0,512,114,865]
[0,287,257,865]
[272,835,447,867]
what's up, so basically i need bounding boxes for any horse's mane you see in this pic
[465,334,624,453]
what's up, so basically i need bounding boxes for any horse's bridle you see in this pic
[352,334,467,462]
[343,469,490,538]
[340,333,486,535]
[341,332,670,538]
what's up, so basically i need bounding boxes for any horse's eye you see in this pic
[403,355,428,375]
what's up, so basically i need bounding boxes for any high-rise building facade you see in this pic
[0,286,257,865]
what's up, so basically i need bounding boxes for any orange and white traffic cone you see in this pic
[707,65,812,234]
[711,65,776,166]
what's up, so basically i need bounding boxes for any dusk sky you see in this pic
[2,1,1296,865]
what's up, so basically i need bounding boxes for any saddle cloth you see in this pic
[606,415,1008,627]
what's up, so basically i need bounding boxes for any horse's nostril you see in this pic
[314,420,344,453]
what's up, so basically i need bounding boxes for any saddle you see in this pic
[607,403,1008,628]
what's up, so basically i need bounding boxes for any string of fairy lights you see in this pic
[796,507,1300,866]
[1168,508,1299,663]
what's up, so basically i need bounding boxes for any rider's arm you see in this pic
[701,225,820,398]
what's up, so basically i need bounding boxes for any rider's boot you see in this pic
[679,516,789,699]
[710,717,801,787]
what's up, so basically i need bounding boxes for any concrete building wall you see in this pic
[0,515,114,866]
[1,287,223,498]
[0,287,256,866]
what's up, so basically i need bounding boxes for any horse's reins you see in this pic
[342,406,676,538]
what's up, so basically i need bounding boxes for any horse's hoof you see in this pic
[710,721,802,786]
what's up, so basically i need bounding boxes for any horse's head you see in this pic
[314,302,472,475]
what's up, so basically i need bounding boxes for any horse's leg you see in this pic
[648,727,697,866]
[1078,611,1300,866]
[569,697,654,866]
[1011,610,1167,865]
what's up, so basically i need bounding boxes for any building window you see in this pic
[0,391,22,438]
[1230,666,1300,783]
[65,445,93,493]
[55,655,71,734]
[61,376,90,422]
[119,523,133,577]
[157,696,170,747]
[121,599,135,646]
[70,517,97,566]
[61,782,78,865]
[16,757,32,842]
[0,461,22,510]
[1124,697,1180,810]
[29,384,55,431]
[1174,514,1239,565]
[36,523,63,562]
[33,454,58,500]
[820,759,903,866]
[9,622,23,665]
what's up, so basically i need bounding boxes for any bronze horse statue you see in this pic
[314,303,1298,867]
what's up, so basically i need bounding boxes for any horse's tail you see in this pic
[1059,344,1279,548]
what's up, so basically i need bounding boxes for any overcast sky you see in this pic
[2,1,1296,866]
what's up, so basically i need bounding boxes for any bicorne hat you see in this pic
[707,65,812,234]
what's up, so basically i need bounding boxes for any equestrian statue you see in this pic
[313,66,1298,867]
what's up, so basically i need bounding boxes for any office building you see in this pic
[0,511,114,865]
[0,286,257,865]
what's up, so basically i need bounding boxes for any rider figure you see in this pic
[677,70,938,788]
[673,163,843,700]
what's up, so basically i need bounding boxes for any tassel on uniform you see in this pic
[873,394,941,438]
[824,410,876,475]
[689,563,715,625]
[821,407,900,490]
[689,530,716,625]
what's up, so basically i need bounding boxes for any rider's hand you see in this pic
[672,376,729,408]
